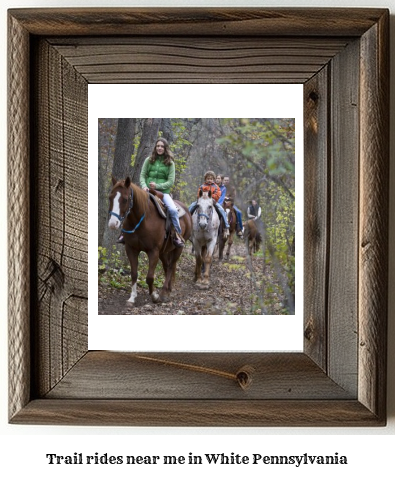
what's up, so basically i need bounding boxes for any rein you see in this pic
[110,186,146,234]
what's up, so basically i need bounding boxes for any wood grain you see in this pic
[11,399,383,427]
[31,39,88,397]
[49,37,350,84]
[8,12,31,421]
[46,352,354,400]
[358,12,389,419]
[303,67,329,370]
[327,39,360,395]
[7,8,389,426]
[8,8,387,37]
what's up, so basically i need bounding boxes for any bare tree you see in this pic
[112,118,136,180]
[160,118,174,143]
[98,118,117,246]
[131,118,161,184]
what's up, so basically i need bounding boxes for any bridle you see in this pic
[197,199,213,223]
[198,211,211,221]
[109,186,146,234]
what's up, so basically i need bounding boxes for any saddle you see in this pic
[148,189,186,219]
[148,189,186,247]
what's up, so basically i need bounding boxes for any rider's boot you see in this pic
[173,232,185,248]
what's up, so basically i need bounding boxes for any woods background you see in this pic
[98,118,296,315]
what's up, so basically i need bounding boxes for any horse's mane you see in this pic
[129,181,150,216]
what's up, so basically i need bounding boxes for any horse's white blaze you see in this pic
[128,282,137,303]
[108,191,121,229]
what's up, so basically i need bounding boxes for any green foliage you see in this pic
[216,118,295,190]
[216,118,296,313]
[136,253,165,289]
[98,246,165,291]
[98,246,130,289]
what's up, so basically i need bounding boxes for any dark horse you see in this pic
[218,197,237,261]
[108,176,192,304]
[244,219,262,255]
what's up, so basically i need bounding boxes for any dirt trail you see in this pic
[98,239,284,315]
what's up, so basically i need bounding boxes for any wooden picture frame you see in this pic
[8,8,389,426]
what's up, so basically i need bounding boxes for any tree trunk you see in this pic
[160,118,174,143]
[98,144,106,246]
[112,118,136,180]
[98,118,117,246]
[131,118,161,185]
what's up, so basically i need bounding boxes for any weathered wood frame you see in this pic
[8,8,389,426]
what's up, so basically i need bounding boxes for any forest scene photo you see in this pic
[98,118,296,316]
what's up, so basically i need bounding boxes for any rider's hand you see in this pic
[149,182,156,189]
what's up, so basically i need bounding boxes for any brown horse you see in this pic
[218,198,237,261]
[244,219,262,255]
[108,176,192,304]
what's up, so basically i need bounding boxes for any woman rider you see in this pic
[140,137,185,248]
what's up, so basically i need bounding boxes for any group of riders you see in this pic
[189,170,244,239]
[117,137,261,248]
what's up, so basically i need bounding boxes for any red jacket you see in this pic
[198,182,221,202]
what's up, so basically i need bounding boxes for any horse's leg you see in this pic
[194,246,203,284]
[225,232,234,260]
[125,246,139,304]
[201,245,207,275]
[169,247,183,290]
[200,241,216,289]
[218,234,224,261]
[158,253,171,302]
[159,247,183,301]
[146,249,160,303]
[217,219,223,261]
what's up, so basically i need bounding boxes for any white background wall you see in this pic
[1,1,394,477]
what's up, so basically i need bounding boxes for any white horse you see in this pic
[191,190,220,289]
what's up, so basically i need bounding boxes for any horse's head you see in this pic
[108,176,131,230]
[223,197,233,211]
[196,190,214,230]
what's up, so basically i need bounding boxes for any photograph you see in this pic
[98,117,296,316]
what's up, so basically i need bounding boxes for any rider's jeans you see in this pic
[163,193,182,234]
